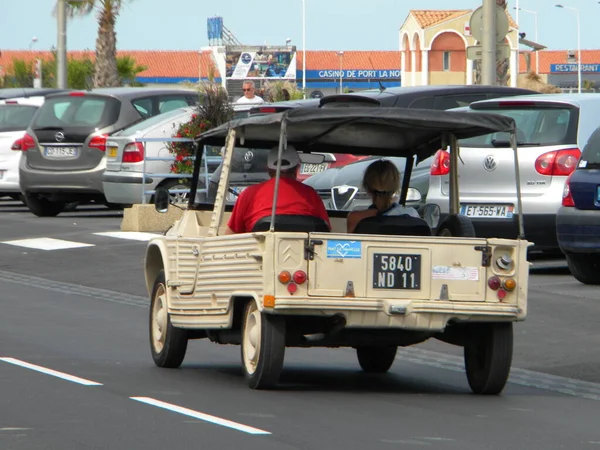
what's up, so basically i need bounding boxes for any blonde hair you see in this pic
[362,159,400,212]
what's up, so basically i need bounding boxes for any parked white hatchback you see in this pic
[0,96,46,201]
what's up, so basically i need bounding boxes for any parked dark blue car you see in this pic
[556,125,600,285]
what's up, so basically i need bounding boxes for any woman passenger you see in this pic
[346,159,420,233]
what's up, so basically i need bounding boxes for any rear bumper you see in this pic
[556,206,600,254]
[19,159,105,197]
[101,172,157,204]
[0,152,22,193]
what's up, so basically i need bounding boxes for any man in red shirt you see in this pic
[225,146,331,233]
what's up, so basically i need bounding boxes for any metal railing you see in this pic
[107,136,222,205]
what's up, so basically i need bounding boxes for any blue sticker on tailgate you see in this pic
[326,240,362,258]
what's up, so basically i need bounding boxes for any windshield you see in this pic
[32,95,120,129]
[0,105,38,132]
[459,107,577,147]
[118,107,192,136]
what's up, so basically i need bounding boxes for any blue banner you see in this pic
[550,64,600,73]
[298,69,401,79]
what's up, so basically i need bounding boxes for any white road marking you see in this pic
[94,231,161,241]
[1,237,94,250]
[130,397,271,435]
[0,357,102,386]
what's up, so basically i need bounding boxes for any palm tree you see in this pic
[473,0,510,86]
[66,0,126,87]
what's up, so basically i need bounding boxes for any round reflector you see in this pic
[278,270,291,284]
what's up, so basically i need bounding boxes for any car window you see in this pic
[580,126,600,165]
[159,97,190,114]
[32,95,120,129]
[0,105,38,132]
[459,107,578,147]
[132,98,152,118]
[433,94,490,110]
[408,97,434,109]
[119,107,191,136]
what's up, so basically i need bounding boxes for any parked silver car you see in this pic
[426,94,600,252]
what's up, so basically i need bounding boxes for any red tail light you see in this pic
[69,92,85,96]
[11,133,36,151]
[122,142,145,163]
[430,150,450,176]
[257,107,277,113]
[535,148,580,176]
[562,172,575,207]
[88,134,108,152]
[293,270,307,284]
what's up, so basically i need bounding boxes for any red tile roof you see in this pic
[410,10,471,28]
[2,49,599,79]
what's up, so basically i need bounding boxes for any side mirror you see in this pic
[154,187,170,213]
[422,204,441,229]
[406,188,422,203]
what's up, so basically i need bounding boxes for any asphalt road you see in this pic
[1,199,600,450]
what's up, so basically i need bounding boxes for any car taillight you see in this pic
[535,148,580,176]
[430,149,450,176]
[11,133,36,151]
[69,92,85,96]
[89,134,108,152]
[562,172,575,207]
[122,142,145,163]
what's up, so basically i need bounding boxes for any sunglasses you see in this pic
[243,88,252,92]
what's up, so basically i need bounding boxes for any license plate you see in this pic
[460,204,514,219]
[300,163,329,175]
[44,146,77,158]
[373,253,421,290]
[107,146,118,158]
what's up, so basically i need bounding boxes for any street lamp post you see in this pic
[514,7,539,74]
[56,0,67,89]
[336,51,344,93]
[301,0,306,98]
[556,4,581,94]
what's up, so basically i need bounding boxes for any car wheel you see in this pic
[437,214,476,237]
[149,270,188,368]
[155,179,190,205]
[241,301,286,389]
[25,194,66,217]
[566,254,600,285]
[464,323,513,395]
[356,346,397,373]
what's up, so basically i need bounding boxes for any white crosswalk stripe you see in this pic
[93,231,161,241]
[0,231,161,250]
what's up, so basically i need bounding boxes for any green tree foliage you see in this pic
[116,55,147,86]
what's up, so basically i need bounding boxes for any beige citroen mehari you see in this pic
[144,107,530,395]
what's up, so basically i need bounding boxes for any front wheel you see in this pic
[241,301,286,389]
[149,270,188,368]
[566,254,600,285]
[356,346,397,373]
[464,323,513,395]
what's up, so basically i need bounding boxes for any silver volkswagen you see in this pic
[426,94,600,252]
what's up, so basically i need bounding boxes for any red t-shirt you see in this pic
[227,177,331,233]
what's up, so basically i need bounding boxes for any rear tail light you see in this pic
[430,149,450,176]
[535,148,580,176]
[122,142,145,163]
[293,270,307,284]
[488,276,501,290]
[502,278,517,291]
[69,92,86,96]
[562,172,575,207]
[11,133,36,151]
[257,107,277,113]
[497,101,536,107]
[278,271,292,284]
[88,134,108,152]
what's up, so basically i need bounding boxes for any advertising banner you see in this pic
[226,46,297,79]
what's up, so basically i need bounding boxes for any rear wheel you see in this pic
[437,215,476,237]
[566,254,600,285]
[241,301,286,389]
[149,270,188,368]
[356,346,397,373]
[156,179,190,205]
[464,323,513,395]
[24,194,66,217]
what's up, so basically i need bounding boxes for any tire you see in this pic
[24,194,66,217]
[464,323,513,395]
[149,270,188,368]
[157,179,190,205]
[437,214,476,237]
[566,254,600,285]
[241,301,286,389]
[356,346,397,373]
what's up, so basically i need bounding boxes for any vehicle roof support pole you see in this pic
[510,129,526,239]
[448,133,460,215]
[399,153,414,206]
[269,119,288,232]
[208,128,237,237]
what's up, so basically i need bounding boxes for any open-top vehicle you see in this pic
[145,107,531,395]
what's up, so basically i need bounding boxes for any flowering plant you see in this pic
[168,81,233,175]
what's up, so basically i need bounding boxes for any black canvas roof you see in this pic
[197,106,516,163]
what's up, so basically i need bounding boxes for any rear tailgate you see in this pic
[451,101,580,215]
[28,94,121,172]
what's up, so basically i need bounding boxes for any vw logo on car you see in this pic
[483,155,497,172]
[243,151,254,162]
